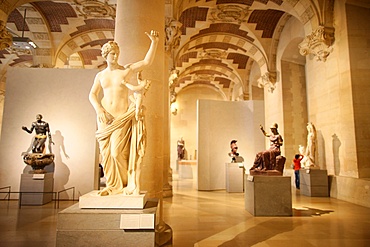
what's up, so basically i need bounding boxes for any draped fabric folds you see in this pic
[96,103,146,195]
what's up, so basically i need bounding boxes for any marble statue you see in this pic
[250,123,286,175]
[125,71,151,121]
[21,114,55,173]
[300,122,318,169]
[177,137,185,160]
[89,30,159,196]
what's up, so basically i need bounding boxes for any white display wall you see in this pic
[0,68,98,199]
[197,99,265,191]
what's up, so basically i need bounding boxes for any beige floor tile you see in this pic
[0,176,370,247]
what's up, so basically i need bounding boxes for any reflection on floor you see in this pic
[1,176,370,247]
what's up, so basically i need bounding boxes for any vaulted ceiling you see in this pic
[1,0,317,100]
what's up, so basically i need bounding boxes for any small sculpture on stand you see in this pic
[228,140,244,163]
[250,123,286,175]
[177,137,185,160]
[299,122,318,169]
[22,114,55,174]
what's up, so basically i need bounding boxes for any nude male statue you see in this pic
[89,30,159,196]
[22,114,54,153]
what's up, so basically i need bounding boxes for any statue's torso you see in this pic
[100,68,131,117]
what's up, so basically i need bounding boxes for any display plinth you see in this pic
[56,199,158,247]
[19,172,54,205]
[300,169,329,197]
[244,175,292,216]
[225,163,244,192]
[79,190,148,209]
[178,160,197,179]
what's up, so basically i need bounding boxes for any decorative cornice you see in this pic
[209,5,249,24]
[0,20,12,50]
[198,49,227,60]
[298,26,335,62]
[165,18,182,53]
[73,0,116,19]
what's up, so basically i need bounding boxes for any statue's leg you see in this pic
[38,138,46,153]
[252,152,262,169]
[99,125,130,196]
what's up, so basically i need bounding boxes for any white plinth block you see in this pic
[178,160,197,179]
[225,163,244,192]
[79,190,148,209]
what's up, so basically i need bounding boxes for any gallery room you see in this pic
[0,0,369,246]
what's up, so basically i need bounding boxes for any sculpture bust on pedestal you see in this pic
[89,30,159,196]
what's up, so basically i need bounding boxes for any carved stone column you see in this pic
[115,1,172,244]
[114,3,172,242]
[115,0,168,196]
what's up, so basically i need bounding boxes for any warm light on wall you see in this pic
[170,102,178,115]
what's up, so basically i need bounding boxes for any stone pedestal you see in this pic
[19,172,54,205]
[56,199,158,247]
[79,190,148,209]
[178,160,197,179]
[300,169,329,197]
[244,175,292,216]
[225,163,244,192]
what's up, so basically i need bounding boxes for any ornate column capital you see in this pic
[165,18,182,53]
[258,71,277,93]
[298,26,335,62]
[0,20,12,50]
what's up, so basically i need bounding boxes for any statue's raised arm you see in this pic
[129,30,159,73]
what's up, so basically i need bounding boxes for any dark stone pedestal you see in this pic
[245,175,292,216]
[300,169,329,197]
[19,173,54,205]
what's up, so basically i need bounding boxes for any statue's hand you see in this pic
[22,126,27,131]
[145,30,159,43]
[98,110,114,125]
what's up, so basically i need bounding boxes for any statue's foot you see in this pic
[123,185,136,195]
[98,187,113,196]
[132,188,140,196]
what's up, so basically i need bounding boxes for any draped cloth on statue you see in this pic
[251,133,283,173]
[96,103,146,195]
[253,147,281,170]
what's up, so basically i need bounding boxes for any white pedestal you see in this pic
[178,160,197,179]
[245,175,292,216]
[225,163,244,192]
[19,173,54,205]
[79,190,148,209]
[57,200,158,247]
[300,169,329,197]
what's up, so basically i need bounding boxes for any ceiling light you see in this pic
[12,37,37,49]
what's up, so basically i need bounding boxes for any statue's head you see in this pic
[36,114,43,120]
[101,41,120,59]
[270,123,278,130]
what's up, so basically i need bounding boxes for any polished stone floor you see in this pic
[1,176,370,247]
